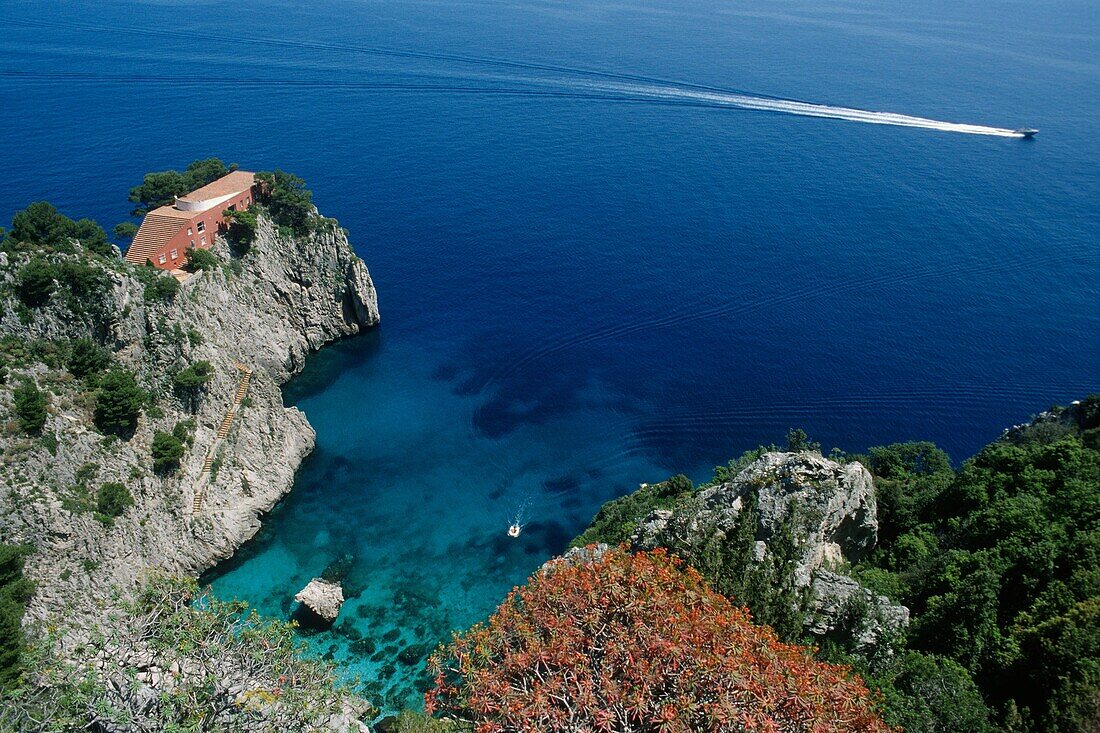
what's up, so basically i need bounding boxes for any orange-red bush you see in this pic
[426,546,891,733]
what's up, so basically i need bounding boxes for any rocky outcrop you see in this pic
[0,213,378,624]
[632,451,907,646]
[295,578,345,626]
[806,571,910,651]
[633,452,878,583]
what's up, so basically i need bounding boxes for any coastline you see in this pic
[0,212,379,625]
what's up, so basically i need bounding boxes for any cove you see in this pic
[205,329,668,710]
[3,0,1097,716]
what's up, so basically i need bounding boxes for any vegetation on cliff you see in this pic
[427,546,890,732]
[0,166,380,730]
[126,157,234,216]
[0,543,33,690]
[570,400,1100,733]
[0,575,362,731]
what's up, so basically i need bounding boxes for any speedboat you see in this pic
[1014,128,1039,138]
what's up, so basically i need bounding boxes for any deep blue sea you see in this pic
[2,0,1098,712]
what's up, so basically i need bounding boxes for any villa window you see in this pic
[228,204,236,212]
[196,221,206,233]
[170,249,178,259]
[158,254,167,264]
[200,236,206,245]
[187,227,192,236]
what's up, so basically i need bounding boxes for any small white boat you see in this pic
[507,523,522,538]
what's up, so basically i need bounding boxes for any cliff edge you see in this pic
[0,212,378,623]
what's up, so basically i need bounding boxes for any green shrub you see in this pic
[185,247,218,272]
[93,370,144,437]
[570,475,695,548]
[256,170,316,235]
[0,575,354,729]
[10,202,74,246]
[113,222,138,242]
[67,339,109,379]
[96,482,133,518]
[142,273,179,303]
[151,431,185,474]
[8,202,110,257]
[56,260,109,303]
[16,259,56,307]
[13,381,47,435]
[172,420,195,444]
[71,219,112,258]
[0,543,34,690]
[172,361,213,392]
[223,208,258,251]
[380,710,471,732]
[75,463,98,485]
[785,427,821,453]
[127,158,228,216]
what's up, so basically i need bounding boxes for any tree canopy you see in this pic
[571,406,1100,733]
[93,370,144,438]
[67,339,110,380]
[0,544,33,691]
[184,246,218,272]
[127,158,231,216]
[256,170,316,235]
[427,546,890,733]
[13,381,47,435]
[6,202,111,257]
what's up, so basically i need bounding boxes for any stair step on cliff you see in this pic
[192,492,203,513]
[217,410,235,439]
[202,452,215,472]
[234,377,250,403]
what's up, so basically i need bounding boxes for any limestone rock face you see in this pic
[631,451,906,646]
[0,212,379,624]
[806,571,910,651]
[295,578,345,625]
[634,451,878,586]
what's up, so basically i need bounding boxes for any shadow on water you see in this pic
[282,329,384,406]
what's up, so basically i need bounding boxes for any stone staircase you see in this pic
[216,410,235,439]
[192,363,253,516]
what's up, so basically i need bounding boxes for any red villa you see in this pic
[125,170,256,271]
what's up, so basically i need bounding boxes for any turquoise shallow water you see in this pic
[1,0,1098,714]
[206,334,666,708]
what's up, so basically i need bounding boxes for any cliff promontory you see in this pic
[0,209,378,624]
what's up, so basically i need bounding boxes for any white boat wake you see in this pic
[2,16,1035,138]
[588,80,1030,137]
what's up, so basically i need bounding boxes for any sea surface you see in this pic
[2,0,1098,712]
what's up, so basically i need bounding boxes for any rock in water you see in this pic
[295,578,345,626]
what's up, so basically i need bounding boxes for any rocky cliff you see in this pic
[0,214,378,623]
[630,451,908,649]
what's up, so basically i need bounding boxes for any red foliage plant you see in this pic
[426,546,893,733]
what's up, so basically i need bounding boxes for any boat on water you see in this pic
[1015,128,1039,138]
[508,523,522,538]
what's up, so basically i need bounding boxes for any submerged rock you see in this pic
[295,578,345,626]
